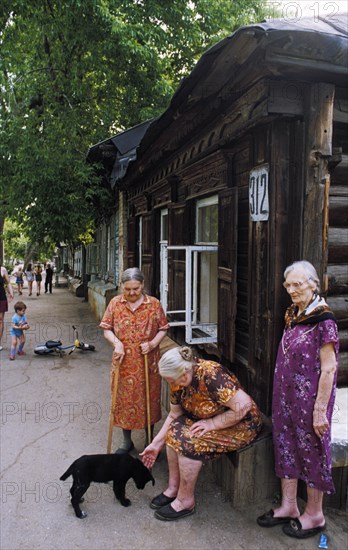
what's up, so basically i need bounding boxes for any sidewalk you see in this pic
[0,282,347,550]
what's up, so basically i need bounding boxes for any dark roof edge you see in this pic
[124,13,348,176]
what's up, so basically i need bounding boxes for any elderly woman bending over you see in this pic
[141,347,262,521]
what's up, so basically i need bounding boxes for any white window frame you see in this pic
[159,208,168,305]
[160,244,218,344]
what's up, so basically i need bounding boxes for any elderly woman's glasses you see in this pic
[283,278,311,291]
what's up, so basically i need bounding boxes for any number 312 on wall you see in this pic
[249,164,269,222]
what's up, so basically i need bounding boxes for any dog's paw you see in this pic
[120,498,131,507]
[77,510,88,519]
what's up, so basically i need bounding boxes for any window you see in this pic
[160,196,218,344]
[87,243,99,277]
[160,209,168,242]
[161,245,218,343]
[107,215,115,280]
[160,208,168,304]
[195,196,218,330]
[196,196,218,244]
[137,216,143,270]
[106,224,111,273]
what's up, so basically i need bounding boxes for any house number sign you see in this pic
[249,164,269,221]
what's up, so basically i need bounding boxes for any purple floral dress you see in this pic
[272,319,339,493]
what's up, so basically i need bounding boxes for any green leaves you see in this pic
[1,0,268,254]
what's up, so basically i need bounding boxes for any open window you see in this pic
[160,195,218,344]
[160,244,218,344]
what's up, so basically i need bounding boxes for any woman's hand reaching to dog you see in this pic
[140,442,161,469]
[140,403,183,469]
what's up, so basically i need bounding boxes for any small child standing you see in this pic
[10,301,30,360]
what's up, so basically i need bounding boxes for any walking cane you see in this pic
[144,353,152,445]
[107,361,120,454]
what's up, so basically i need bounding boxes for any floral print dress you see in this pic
[100,294,169,430]
[272,319,339,493]
[166,359,262,461]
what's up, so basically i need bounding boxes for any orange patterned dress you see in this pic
[100,294,169,430]
[166,359,262,461]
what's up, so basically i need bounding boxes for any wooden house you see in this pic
[86,120,152,319]
[122,15,348,418]
[81,15,348,509]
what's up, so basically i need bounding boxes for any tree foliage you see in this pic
[0,0,268,251]
[3,220,28,262]
[3,219,55,267]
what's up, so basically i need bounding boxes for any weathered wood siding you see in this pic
[124,77,348,412]
[327,88,348,385]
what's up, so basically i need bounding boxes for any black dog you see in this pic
[60,453,154,518]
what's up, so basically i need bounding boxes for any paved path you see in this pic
[1,281,347,549]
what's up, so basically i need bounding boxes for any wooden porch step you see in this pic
[208,415,279,509]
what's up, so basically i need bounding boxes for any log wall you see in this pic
[327,87,348,385]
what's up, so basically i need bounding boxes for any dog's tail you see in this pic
[60,464,73,481]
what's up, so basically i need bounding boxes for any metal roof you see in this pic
[110,119,153,155]
[87,119,153,163]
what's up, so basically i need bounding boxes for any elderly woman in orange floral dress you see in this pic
[140,346,262,521]
[100,268,169,453]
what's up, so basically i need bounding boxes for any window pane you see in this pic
[161,212,168,241]
[197,251,217,324]
[197,203,218,243]
[167,248,186,324]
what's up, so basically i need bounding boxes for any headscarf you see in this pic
[284,294,336,329]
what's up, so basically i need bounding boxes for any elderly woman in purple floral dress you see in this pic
[257,260,339,539]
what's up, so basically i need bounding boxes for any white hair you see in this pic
[120,267,144,284]
[159,347,194,380]
[284,260,320,292]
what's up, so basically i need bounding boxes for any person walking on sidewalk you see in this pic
[14,267,24,295]
[257,260,338,539]
[9,300,30,360]
[141,346,262,521]
[25,264,34,296]
[44,263,54,294]
[100,267,169,454]
[34,264,43,296]
[0,265,14,351]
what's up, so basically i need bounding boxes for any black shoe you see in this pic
[150,492,176,510]
[257,509,295,527]
[282,519,326,539]
[154,504,195,521]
